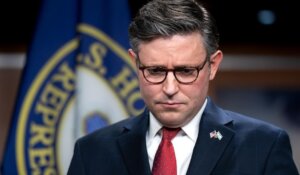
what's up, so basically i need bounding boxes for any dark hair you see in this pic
[128,0,220,57]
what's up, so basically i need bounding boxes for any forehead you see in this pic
[138,32,207,64]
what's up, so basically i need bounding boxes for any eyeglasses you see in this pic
[136,56,209,84]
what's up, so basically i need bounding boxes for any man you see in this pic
[68,0,299,174]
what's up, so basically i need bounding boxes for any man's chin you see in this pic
[155,113,186,127]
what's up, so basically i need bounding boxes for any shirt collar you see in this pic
[148,98,207,142]
[148,112,163,140]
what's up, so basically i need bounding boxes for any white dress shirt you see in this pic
[146,99,207,175]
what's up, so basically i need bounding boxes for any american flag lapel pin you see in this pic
[210,130,223,140]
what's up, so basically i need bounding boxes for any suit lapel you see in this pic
[187,99,235,175]
[117,111,152,175]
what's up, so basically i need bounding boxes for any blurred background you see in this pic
[0,0,299,171]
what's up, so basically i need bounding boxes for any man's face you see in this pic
[129,32,223,128]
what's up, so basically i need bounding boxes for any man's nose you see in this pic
[162,72,179,96]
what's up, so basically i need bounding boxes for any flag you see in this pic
[210,130,223,140]
[1,0,145,174]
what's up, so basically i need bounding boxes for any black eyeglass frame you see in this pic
[136,55,210,84]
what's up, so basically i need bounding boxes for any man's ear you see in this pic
[209,50,223,80]
[128,49,137,64]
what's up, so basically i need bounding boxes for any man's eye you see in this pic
[176,68,196,75]
[146,67,166,75]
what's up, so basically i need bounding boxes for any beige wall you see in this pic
[0,69,22,162]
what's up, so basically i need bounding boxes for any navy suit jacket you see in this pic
[67,99,299,175]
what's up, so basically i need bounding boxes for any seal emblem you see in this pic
[16,24,144,174]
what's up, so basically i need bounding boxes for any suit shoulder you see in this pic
[220,109,294,154]
[76,114,145,144]
[206,99,285,135]
[224,109,286,137]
